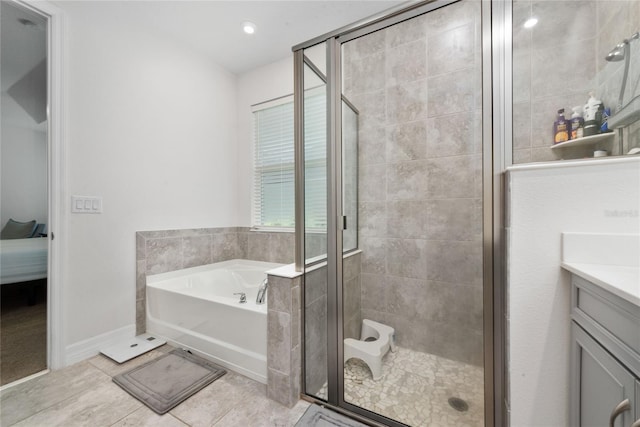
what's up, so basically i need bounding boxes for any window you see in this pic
[252,89,327,231]
[252,96,295,228]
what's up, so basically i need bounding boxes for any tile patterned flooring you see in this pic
[0,345,310,427]
[318,346,484,427]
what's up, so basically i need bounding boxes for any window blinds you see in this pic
[252,88,327,230]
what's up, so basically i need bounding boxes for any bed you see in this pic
[0,238,48,285]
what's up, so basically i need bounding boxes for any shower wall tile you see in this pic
[427,22,475,76]
[359,236,387,275]
[427,68,476,117]
[360,273,388,313]
[530,0,595,50]
[426,155,481,199]
[513,149,532,164]
[385,14,426,48]
[304,294,327,395]
[136,260,146,296]
[386,238,428,279]
[425,0,477,37]
[345,6,484,366]
[425,240,483,286]
[386,81,428,124]
[386,39,427,86]
[531,39,596,100]
[349,91,386,131]
[350,52,386,93]
[359,164,387,202]
[386,120,427,162]
[359,202,387,237]
[386,161,429,200]
[512,50,531,105]
[512,102,532,150]
[425,198,482,242]
[358,126,386,167]
[305,233,327,261]
[386,201,427,239]
[425,111,476,157]
[304,266,327,305]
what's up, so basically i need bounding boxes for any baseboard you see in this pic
[65,324,135,366]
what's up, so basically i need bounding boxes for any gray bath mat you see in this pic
[295,405,369,427]
[112,348,226,414]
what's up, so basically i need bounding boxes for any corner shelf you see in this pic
[551,132,615,150]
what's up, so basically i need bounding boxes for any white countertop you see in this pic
[561,232,640,307]
[562,261,640,307]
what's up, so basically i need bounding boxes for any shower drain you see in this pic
[448,397,469,412]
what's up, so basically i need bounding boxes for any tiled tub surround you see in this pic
[304,252,362,396]
[512,0,640,163]
[266,268,302,408]
[136,227,294,334]
[342,0,484,366]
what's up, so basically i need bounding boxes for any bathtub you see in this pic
[146,259,284,384]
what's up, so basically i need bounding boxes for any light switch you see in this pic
[71,196,103,214]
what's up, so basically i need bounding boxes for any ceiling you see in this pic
[56,0,407,75]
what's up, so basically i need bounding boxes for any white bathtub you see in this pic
[146,259,284,384]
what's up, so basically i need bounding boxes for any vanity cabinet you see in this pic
[570,274,640,427]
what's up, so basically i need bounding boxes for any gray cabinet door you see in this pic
[573,323,636,427]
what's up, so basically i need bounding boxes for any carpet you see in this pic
[295,404,369,427]
[112,348,226,414]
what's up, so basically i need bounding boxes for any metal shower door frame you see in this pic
[294,0,506,425]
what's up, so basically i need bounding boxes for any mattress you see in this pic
[0,238,48,285]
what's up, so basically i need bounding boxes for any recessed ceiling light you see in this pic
[242,21,256,35]
[523,17,538,29]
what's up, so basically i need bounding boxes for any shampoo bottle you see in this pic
[570,106,584,140]
[553,108,569,144]
[583,92,604,136]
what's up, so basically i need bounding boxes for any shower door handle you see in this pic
[342,216,347,230]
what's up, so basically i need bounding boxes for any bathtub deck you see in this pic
[0,344,310,426]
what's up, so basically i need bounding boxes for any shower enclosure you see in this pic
[294,1,497,426]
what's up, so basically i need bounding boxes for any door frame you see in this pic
[12,0,66,371]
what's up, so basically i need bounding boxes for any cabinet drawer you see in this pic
[572,274,640,370]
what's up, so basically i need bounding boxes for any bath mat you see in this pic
[295,404,369,427]
[112,348,226,414]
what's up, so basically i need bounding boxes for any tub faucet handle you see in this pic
[233,292,247,303]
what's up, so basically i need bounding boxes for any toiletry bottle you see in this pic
[553,108,569,144]
[570,106,584,140]
[583,92,603,136]
[600,107,611,133]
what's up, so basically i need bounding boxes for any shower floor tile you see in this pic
[318,346,484,427]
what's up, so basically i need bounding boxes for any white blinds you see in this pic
[252,97,295,228]
[252,89,327,230]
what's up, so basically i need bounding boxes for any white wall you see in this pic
[0,93,47,226]
[507,157,640,426]
[236,56,293,225]
[59,2,239,353]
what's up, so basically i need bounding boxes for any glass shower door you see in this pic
[339,1,485,425]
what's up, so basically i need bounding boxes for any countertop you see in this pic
[561,261,640,307]
[561,232,640,307]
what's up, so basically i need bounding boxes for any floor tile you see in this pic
[0,361,109,426]
[213,394,310,427]
[110,406,188,427]
[12,381,141,427]
[169,372,262,427]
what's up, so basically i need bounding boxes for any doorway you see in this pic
[295,1,495,425]
[0,1,49,386]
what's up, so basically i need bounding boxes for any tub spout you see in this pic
[256,279,268,304]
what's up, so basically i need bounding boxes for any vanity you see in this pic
[562,233,640,427]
